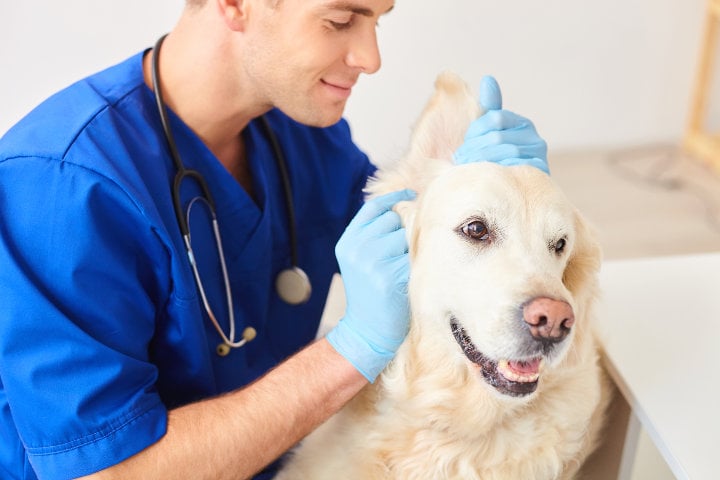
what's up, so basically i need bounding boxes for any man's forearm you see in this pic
[80,338,367,480]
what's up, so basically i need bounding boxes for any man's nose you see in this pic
[346,28,381,74]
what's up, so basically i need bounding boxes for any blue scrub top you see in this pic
[0,51,374,479]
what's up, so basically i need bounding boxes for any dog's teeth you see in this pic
[497,359,540,383]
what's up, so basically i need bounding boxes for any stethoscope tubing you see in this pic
[152,34,247,348]
[150,33,311,353]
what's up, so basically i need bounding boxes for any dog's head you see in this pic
[366,73,601,401]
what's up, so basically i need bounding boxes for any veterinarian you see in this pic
[0,1,548,479]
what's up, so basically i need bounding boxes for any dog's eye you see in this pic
[553,238,567,254]
[462,221,490,241]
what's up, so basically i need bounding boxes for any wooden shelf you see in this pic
[684,0,720,173]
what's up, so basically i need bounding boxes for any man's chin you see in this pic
[280,103,346,128]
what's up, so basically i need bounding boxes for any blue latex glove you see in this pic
[453,76,549,174]
[326,189,416,383]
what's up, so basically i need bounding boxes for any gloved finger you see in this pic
[371,254,411,297]
[455,143,547,164]
[377,227,410,258]
[463,110,534,139]
[359,210,403,237]
[351,189,416,226]
[337,211,404,262]
[458,128,544,152]
[479,75,502,111]
[352,228,408,266]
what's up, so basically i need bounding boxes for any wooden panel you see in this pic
[684,0,720,172]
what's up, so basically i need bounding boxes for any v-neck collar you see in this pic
[166,112,273,268]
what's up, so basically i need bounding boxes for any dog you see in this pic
[276,72,611,480]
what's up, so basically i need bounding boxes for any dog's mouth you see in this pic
[450,320,542,397]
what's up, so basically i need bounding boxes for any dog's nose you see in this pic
[523,297,575,342]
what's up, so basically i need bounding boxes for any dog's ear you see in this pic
[365,71,480,230]
[563,212,602,303]
[406,71,480,163]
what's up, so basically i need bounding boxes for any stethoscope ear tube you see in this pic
[152,33,218,237]
[259,116,297,266]
[151,34,179,172]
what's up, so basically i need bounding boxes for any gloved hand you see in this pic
[453,76,549,174]
[326,189,416,383]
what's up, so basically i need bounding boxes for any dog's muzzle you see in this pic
[450,319,542,397]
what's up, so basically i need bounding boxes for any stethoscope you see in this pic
[151,34,312,356]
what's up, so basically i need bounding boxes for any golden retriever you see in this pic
[276,72,610,480]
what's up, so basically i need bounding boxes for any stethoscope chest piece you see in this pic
[275,267,312,305]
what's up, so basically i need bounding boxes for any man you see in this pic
[0,1,547,479]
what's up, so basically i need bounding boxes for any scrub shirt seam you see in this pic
[25,397,165,456]
[59,81,148,160]
[0,153,174,311]
[1,153,149,226]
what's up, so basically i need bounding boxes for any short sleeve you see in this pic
[0,157,169,479]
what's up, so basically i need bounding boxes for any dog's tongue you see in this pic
[508,359,541,375]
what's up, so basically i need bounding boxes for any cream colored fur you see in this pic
[276,73,610,480]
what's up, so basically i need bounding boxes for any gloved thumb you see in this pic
[479,75,502,111]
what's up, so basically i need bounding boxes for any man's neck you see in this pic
[142,24,266,197]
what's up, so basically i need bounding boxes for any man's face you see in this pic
[241,0,395,127]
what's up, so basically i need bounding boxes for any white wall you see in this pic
[1,1,708,166]
[344,0,707,165]
[1,1,179,132]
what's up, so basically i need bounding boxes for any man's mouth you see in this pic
[450,320,543,397]
[321,79,355,99]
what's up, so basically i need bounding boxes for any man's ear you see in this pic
[216,0,250,31]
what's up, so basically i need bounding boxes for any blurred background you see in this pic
[0,1,710,159]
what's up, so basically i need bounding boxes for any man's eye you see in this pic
[461,221,490,241]
[327,18,353,30]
